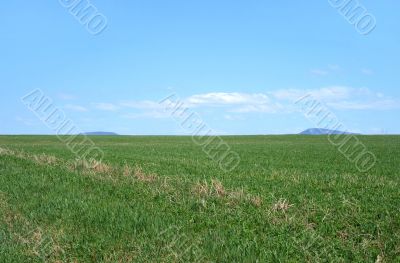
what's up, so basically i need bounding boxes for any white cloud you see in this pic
[92,103,119,111]
[231,104,280,113]
[327,99,400,110]
[310,86,352,100]
[64,104,88,112]
[315,87,400,110]
[270,89,305,101]
[119,93,280,116]
[110,87,399,120]
[271,86,351,101]
[185,92,284,113]
[186,92,269,106]
[273,86,374,101]
[271,86,399,110]
[120,100,165,110]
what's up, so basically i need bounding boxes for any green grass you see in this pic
[0,135,399,262]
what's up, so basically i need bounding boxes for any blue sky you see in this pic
[1,0,399,135]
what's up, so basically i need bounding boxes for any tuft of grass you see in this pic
[33,153,57,165]
[192,181,210,197]
[211,179,226,197]
[250,195,263,207]
[133,165,157,182]
[272,198,293,212]
[91,160,112,174]
[123,164,132,177]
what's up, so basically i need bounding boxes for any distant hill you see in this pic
[299,128,357,135]
[80,132,119,136]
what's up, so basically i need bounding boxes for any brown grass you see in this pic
[1,146,266,214]
[192,180,227,198]
[0,147,58,166]
[375,255,384,263]
[227,189,245,201]
[68,159,112,174]
[134,166,157,182]
[192,181,210,197]
[211,179,226,197]
[337,230,349,240]
[68,159,91,171]
[33,153,58,165]
[0,147,15,156]
[92,160,112,173]
[16,226,65,260]
[250,196,263,207]
[272,199,293,212]
[123,164,132,176]
[192,179,263,208]
[0,147,9,154]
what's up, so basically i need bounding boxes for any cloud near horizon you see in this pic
[63,86,399,119]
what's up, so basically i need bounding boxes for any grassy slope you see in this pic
[0,135,399,262]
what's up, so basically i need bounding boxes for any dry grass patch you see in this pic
[337,230,349,240]
[192,179,226,197]
[375,255,384,263]
[123,164,132,177]
[33,153,58,165]
[228,189,245,200]
[192,181,210,197]
[192,179,264,208]
[68,159,113,174]
[134,166,157,182]
[0,146,13,155]
[272,199,293,213]
[211,179,226,197]
[92,160,113,174]
[0,147,58,167]
[250,196,263,207]
[68,159,91,172]
[0,147,19,158]
[16,226,65,261]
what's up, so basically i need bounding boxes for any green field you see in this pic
[0,135,399,262]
